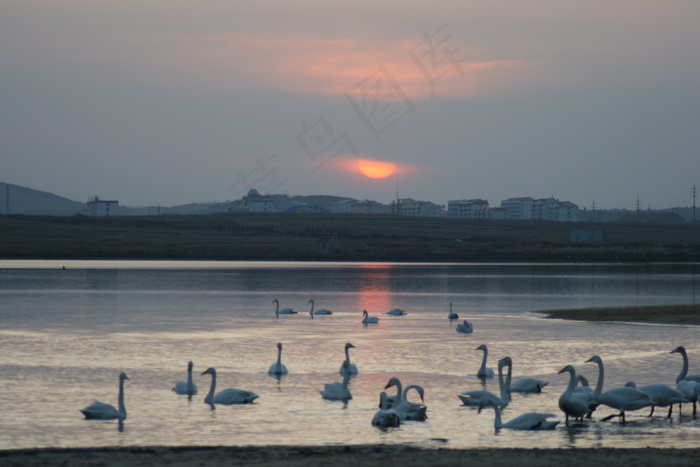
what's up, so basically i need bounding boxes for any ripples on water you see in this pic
[0,261,698,450]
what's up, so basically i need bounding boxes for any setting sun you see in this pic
[358,159,396,179]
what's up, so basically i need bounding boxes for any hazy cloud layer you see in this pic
[1,1,698,209]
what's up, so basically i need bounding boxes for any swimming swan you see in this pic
[201,368,259,406]
[501,356,549,393]
[372,392,401,428]
[385,378,428,421]
[479,399,559,430]
[268,342,288,376]
[385,308,407,316]
[321,361,352,400]
[448,302,459,320]
[458,358,510,408]
[172,361,198,397]
[456,320,473,333]
[339,342,358,376]
[362,310,380,324]
[308,299,333,318]
[475,344,495,378]
[272,299,297,318]
[80,372,129,421]
[585,355,653,423]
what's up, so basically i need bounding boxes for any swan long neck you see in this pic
[277,346,283,366]
[187,366,194,393]
[394,380,404,404]
[480,348,488,370]
[505,362,512,391]
[379,392,388,410]
[677,348,689,383]
[497,362,508,401]
[565,368,577,398]
[342,368,351,388]
[205,371,217,404]
[592,360,604,399]
[117,377,126,418]
[345,346,352,365]
[492,403,503,429]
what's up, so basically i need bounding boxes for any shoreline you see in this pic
[2,445,699,467]
[538,303,700,325]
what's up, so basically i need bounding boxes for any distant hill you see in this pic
[0,182,85,216]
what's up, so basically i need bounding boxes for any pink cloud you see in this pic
[138,33,538,99]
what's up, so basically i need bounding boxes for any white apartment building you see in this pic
[86,197,119,216]
[447,199,489,219]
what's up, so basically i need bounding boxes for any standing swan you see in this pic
[671,346,700,416]
[479,399,559,430]
[308,299,333,319]
[585,355,653,423]
[557,365,591,426]
[501,356,549,393]
[448,302,459,320]
[624,381,687,417]
[339,342,358,376]
[272,299,297,318]
[80,372,129,421]
[458,358,510,408]
[201,368,259,406]
[362,310,380,324]
[268,342,288,376]
[321,361,352,400]
[475,344,495,378]
[172,361,198,398]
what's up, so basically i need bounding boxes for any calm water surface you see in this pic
[1,260,698,450]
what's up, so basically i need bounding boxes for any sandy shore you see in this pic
[539,303,700,325]
[2,445,699,467]
[3,304,698,466]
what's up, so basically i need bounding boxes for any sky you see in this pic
[1,1,698,210]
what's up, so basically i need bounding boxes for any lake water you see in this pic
[1,260,698,450]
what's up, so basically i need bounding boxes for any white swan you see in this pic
[268,342,288,376]
[585,355,653,423]
[458,358,509,408]
[272,299,297,318]
[201,368,259,405]
[172,361,198,397]
[475,344,495,378]
[448,302,459,320]
[339,342,358,376]
[385,378,428,421]
[80,372,129,421]
[308,299,333,318]
[456,320,473,333]
[501,356,549,393]
[671,345,700,416]
[479,399,559,430]
[362,310,380,324]
[574,374,598,417]
[372,392,401,428]
[321,361,352,400]
[557,365,591,426]
[624,381,688,417]
[385,308,407,316]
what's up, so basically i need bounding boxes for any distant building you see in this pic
[350,200,389,214]
[391,198,443,217]
[486,207,508,219]
[500,197,534,220]
[549,201,579,222]
[447,199,489,219]
[330,198,358,213]
[87,196,119,216]
[243,189,274,212]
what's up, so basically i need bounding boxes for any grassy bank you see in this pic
[1,213,699,262]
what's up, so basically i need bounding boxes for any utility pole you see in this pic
[693,184,697,224]
[592,200,596,223]
[636,196,640,221]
